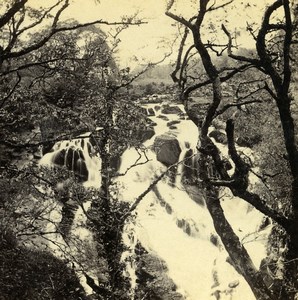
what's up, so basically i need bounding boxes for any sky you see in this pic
[62,0,176,66]
[27,0,284,67]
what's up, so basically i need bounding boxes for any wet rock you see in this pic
[33,148,43,159]
[258,216,271,231]
[228,280,240,289]
[87,141,93,156]
[147,107,155,116]
[167,120,181,127]
[161,105,183,115]
[139,126,155,143]
[140,107,147,115]
[154,105,161,111]
[176,218,185,229]
[146,118,157,126]
[42,142,55,155]
[153,134,181,166]
[169,125,177,130]
[165,203,172,214]
[186,100,209,124]
[222,158,232,171]
[78,149,85,161]
[157,115,169,121]
[178,112,187,118]
[184,185,205,206]
[184,222,191,236]
[53,149,66,165]
[209,130,227,144]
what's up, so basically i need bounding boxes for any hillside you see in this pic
[134,64,174,85]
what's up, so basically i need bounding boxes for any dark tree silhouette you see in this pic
[166,0,298,299]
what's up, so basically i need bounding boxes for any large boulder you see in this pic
[161,105,183,115]
[138,126,155,143]
[153,134,181,166]
[209,130,227,144]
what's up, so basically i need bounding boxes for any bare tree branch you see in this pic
[3,14,146,61]
[112,147,151,177]
[221,24,262,66]
[120,157,191,223]
[0,0,28,29]
[207,0,233,12]
[171,27,190,83]
[215,99,262,118]
[184,63,252,99]
[224,119,291,230]
[165,10,193,29]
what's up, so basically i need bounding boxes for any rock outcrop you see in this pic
[134,243,184,300]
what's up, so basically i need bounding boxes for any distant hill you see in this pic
[134,64,174,85]
[133,48,256,86]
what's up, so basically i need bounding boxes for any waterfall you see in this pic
[39,136,101,293]
[117,103,270,299]
[40,135,101,188]
[38,102,270,299]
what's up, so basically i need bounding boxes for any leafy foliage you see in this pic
[0,229,87,300]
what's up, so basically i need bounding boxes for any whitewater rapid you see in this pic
[38,102,270,300]
[117,103,269,300]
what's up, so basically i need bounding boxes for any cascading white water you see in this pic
[39,136,102,293]
[117,103,270,300]
[38,102,270,299]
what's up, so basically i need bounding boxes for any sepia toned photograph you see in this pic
[0,0,297,299]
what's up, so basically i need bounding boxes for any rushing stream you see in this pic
[40,102,270,300]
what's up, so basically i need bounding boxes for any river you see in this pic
[40,101,270,300]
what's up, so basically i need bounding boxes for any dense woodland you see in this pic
[0,1,298,300]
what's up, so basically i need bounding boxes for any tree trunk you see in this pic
[89,94,130,299]
[200,156,275,300]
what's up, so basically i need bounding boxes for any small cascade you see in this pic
[121,221,139,298]
[175,147,188,190]
[39,135,102,293]
[40,136,101,187]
